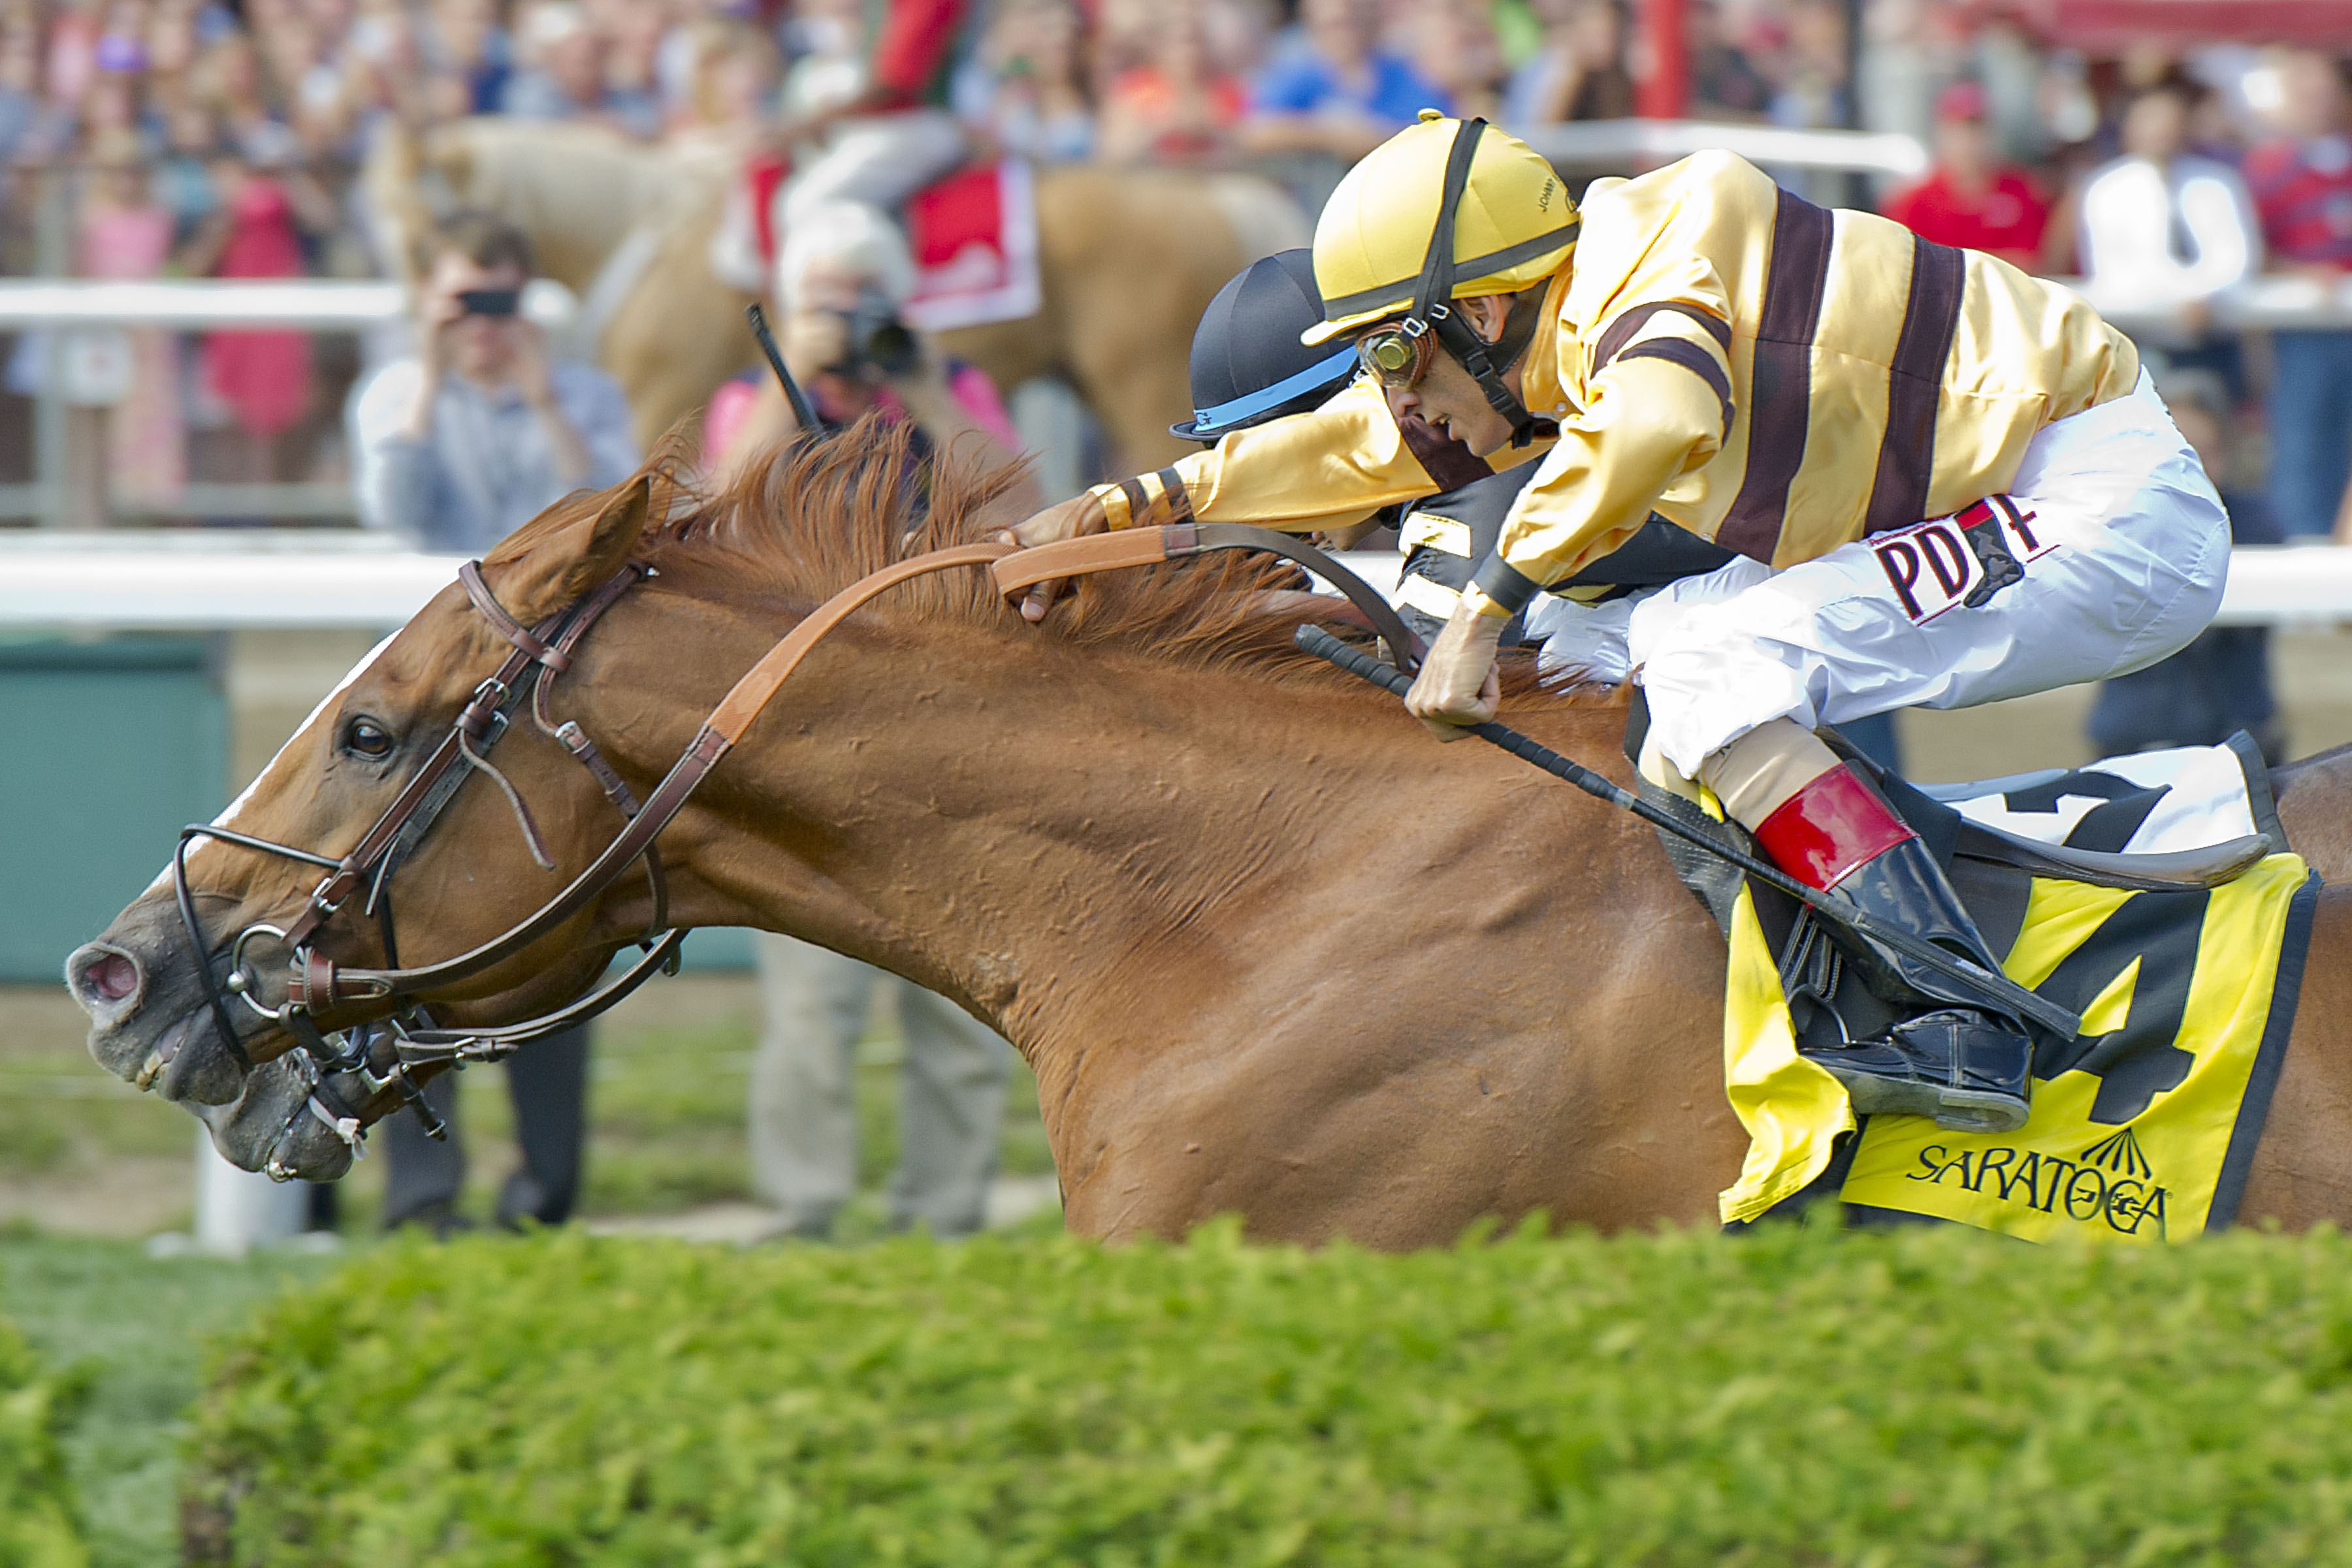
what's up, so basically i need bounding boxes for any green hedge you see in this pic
[189,1219,2352,1566]
[0,1313,87,1568]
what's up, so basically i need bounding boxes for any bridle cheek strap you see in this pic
[460,560,571,673]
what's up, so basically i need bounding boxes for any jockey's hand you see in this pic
[1404,595,1507,741]
[991,492,1108,622]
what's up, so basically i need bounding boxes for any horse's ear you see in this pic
[496,476,654,625]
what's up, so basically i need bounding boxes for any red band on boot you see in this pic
[1751,766,1918,890]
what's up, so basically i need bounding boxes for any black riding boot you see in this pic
[1755,765,2034,1135]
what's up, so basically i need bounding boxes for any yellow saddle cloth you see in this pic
[1722,848,2321,1241]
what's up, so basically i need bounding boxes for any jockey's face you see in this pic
[1373,293,1523,457]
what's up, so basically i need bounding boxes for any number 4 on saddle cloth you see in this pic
[1641,727,2325,1243]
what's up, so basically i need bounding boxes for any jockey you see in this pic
[1177,246,1735,663]
[1007,113,2229,1136]
[765,0,973,304]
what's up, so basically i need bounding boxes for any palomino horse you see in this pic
[65,427,2352,1245]
[363,119,1308,465]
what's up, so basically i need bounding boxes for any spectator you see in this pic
[664,15,779,160]
[1417,0,1509,124]
[2079,76,2259,400]
[1767,0,1850,135]
[749,933,1012,1240]
[421,0,511,115]
[1505,0,1632,127]
[2245,50,2352,538]
[596,0,666,139]
[695,209,1027,1241]
[347,209,637,547]
[183,153,328,481]
[193,32,298,168]
[344,211,636,1234]
[1882,81,2050,270]
[152,99,219,242]
[1240,0,1449,165]
[2080,79,2260,311]
[500,1,615,123]
[1098,0,1243,165]
[79,127,184,506]
[2086,368,2283,763]
[710,202,1033,494]
[975,0,1092,165]
[1688,0,1767,121]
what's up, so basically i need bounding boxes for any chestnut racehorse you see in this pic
[65,426,2352,1245]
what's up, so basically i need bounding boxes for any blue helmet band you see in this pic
[1189,346,1358,433]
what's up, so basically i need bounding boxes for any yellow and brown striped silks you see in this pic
[1716,187,1833,564]
[1083,154,2136,601]
[1485,158,2136,596]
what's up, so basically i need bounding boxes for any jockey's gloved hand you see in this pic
[993,492,1109,622]
[1405,591,1508,740]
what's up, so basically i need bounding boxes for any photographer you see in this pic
[702,204,1037,1240]
[344,210,639,1233]
[708,200,1035,514]
[349,210,640,550]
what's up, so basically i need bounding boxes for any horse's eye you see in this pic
[342,717,396,760]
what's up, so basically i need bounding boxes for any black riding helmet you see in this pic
[1171,249,1360,444]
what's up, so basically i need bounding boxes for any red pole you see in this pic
[1637,0,1689,120]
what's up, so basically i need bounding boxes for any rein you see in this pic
[175,520,1415,1174]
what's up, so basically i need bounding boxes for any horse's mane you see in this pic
[500,417,1615,707]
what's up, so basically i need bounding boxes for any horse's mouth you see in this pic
[69,896,267,1107]
[86,998,255,1108]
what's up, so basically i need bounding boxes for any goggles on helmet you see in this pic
[1355,315,1440,390]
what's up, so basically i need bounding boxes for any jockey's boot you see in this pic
[1750,763,2034,1135]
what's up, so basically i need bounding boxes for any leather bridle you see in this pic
[170,519,1422,1177]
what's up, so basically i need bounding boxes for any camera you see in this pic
[456,288,522,318]
[828,290,918,378]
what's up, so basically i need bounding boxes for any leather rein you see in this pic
[173,521,1419,1173]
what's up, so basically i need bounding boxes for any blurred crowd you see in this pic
[3,0,2352,578]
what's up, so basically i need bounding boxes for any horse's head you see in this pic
[65,477,664,1179]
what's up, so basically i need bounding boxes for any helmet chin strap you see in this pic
[1404,117,1555,450]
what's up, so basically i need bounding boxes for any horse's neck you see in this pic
[627,608,1651,1064]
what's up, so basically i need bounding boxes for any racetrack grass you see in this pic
[191,1217,2352,1566]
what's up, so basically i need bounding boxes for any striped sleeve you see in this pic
[1088,379,1458,532]
[1471,296,1732,613]
[1588,302,1734,437]
[1474,357,1726,611]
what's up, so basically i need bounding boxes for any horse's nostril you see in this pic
[82,952,138,1002]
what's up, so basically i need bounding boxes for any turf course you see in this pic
[177,1218,2352,1566]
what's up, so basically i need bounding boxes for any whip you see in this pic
[1293,623,2082,1040]
[746,302,822,435]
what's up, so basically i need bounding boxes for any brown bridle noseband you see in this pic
[171,518,1421,1177]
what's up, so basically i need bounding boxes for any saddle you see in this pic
[1626,712,2291,1069]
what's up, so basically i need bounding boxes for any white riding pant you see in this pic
[773,108,967,300]
[1533,373,2230,780]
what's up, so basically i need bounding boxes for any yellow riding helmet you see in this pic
[1304,111,1579,346]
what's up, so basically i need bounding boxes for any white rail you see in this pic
[1,535,2342,630]
[0,278,579,525]
[1521,120,1931,180]
[0,276,577,329]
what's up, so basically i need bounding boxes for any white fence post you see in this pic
[191,1126,309,1255]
